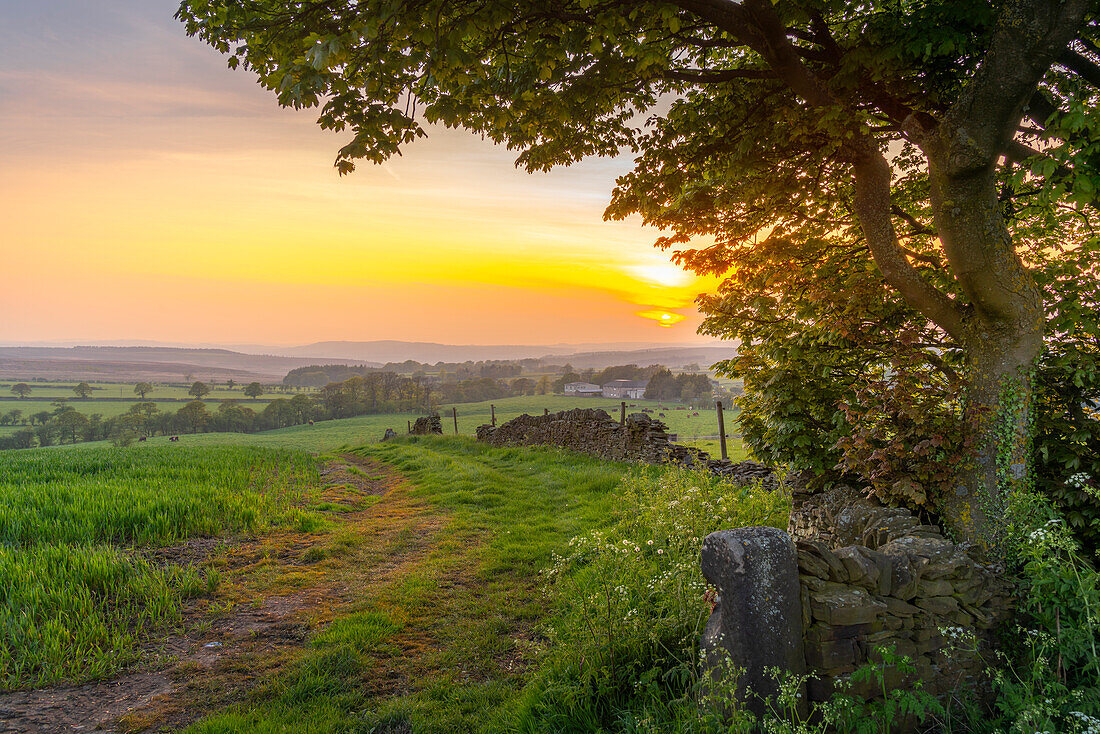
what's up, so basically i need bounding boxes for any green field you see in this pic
[74,395,747,458]
[0,445,325,689]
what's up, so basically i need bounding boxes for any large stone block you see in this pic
[809,586,887,626]
[701,526,806,720]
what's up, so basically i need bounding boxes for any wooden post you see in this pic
[407,419,412,434]
[621,401,627,425]
[544,408,549,415]
[452,407,458,434]
[716,401,728,460]
[491,404,496,426]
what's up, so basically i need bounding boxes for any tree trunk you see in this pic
[924,153,1045,547]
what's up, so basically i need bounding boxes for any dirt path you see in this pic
[0,454,444,734]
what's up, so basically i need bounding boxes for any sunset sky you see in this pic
[0,0,723,347]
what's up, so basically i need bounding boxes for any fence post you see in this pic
[716,400,728,460]
[452,407,458,434]
[544,408,549,415]
[491,404,496,426]
[621,401,627,426]
[407,419,412,434]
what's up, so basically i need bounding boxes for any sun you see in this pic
[636,309,686,327]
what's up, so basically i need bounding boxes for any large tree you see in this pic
[179,0,1099,542]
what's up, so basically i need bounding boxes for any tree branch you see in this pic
[663,68,778,83]
[851,142,967,341]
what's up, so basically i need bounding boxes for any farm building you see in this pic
[563,381,602,397]
[601,379,648,399]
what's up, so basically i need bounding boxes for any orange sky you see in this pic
[0,1,723,346]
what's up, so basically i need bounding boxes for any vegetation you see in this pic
[0,445,321,688]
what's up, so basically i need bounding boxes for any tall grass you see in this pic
[0,445,319,546]
[0,444,322,689]
[515,467,790,731]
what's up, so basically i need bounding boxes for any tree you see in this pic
[10,383,30,399]
[73,382,93,399]
[177,400,210,433]
[134,382,154,399]
[227,379,236,390]
[52,408,88,444]
[188,381,211,399]
[180,0,1100,543]
[644,369,681,401]
[243,382,264,399]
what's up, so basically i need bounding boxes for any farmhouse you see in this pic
[563,381,602,397]
[601,379,648,399]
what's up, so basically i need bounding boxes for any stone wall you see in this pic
[702,486,1013,727]
[789,486,1012,702]
[410,415,443,435]
[477,408,776,485]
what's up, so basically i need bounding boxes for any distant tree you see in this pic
[134,382,154,399]
[644,369,680,401]
[12,428,36,449]
[73,382,93,399]
[53,409,89,444]
[30,411,51,427]
[227,379,236,390]
[184,372,194,383]
[243,382,264,399]
[536,376,551,395]
[10,383,31,398]
[510,378,536,396]
[188,381,211,399]
[33,423,55,447]
[177,400,210,433]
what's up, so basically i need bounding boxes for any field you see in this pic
[0,446,323,690]
[40,394,747,458]
[0,433,775,731]
[0,392,757,732]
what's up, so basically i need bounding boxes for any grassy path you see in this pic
[187,437,633,733]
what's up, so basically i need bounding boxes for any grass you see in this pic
[0,446,320,546]
[109,394,747,458]
[186,436,637,732]
[184,435,779,732]
[0,444,324,689]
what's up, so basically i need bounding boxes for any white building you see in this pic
[601,380,648,399]
[563,381,602,397]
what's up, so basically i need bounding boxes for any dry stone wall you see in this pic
[477,408,776,486]
[789,486,1013,703]
[410,415,443,435]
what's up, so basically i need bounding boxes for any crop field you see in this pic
[0,445,323,689]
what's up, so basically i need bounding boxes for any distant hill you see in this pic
[549,346,735,370]
[270,340,726,365]
[0,346,378,382]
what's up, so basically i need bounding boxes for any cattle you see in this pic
[138,436,147,442]
[308,420,315,426]
[692,412,699,417]
[169,436,180,442]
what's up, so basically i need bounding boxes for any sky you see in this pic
[0,0,724,347]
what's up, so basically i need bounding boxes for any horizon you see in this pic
[1,0,724,346]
